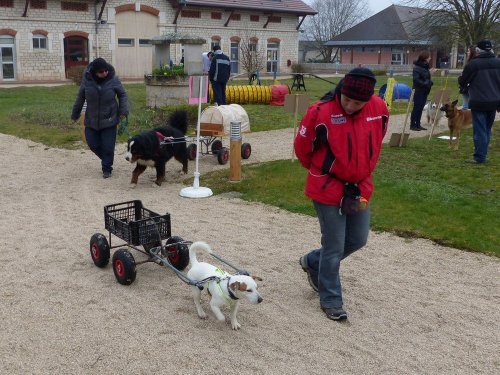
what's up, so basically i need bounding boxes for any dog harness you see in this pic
[155,131,173,144]
[209,268,238,304]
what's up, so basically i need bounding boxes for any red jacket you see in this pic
[294,95,389,206]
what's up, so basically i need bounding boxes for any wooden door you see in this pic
[115,11,158,78]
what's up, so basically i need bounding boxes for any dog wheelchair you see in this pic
[89,200,249,287]
[186,123,251,165]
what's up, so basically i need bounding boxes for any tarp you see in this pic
[200,104,251,134]
[269,84,290,106]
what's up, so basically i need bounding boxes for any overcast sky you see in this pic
[368,0,394,14]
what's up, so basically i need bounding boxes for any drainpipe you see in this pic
[94,1,99,58]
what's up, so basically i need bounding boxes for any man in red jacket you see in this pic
[294,68,389,321]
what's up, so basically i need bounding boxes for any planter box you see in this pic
[144,75,189,107]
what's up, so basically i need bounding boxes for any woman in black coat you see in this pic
[410,51,433,131]
[71,58,128,178]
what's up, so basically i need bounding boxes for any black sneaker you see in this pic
[410,127,421,131]
[299,256,319,293]
[322,307,348,321]
[418,126,427,131]
[103,171,112,179]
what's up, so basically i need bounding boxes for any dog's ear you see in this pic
[452,99,458,106]
[252,275,263,282]
[229,281,241,291]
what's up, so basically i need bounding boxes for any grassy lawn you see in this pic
[0,76,496,255]
[199,130,499,256]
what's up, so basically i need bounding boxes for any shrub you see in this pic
[291,63,310,73]
[372,69,387,76]
[151,64,186,77]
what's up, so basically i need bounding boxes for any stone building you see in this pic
[0,0,316,82]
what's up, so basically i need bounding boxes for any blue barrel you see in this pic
[378,83,412,101]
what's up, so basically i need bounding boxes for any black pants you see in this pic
[410,90,428,128]
[212,80,227,105]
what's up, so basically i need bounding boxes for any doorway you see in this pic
[64,36,89,74]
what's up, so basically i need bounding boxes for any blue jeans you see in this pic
[461,94,469,109]
[85,126,117,173]
[410,90,428,128]
[471,110,495,163]
[211,80,227,105]
[305,200,370,309]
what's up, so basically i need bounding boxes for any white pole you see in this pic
[179,75,213,198]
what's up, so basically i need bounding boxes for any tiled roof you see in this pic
[169,0,317,16]
[326,5,432,46]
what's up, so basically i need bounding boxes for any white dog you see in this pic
[425,101,444,126]
[186,241,263,330]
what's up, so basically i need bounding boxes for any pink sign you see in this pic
[189,76,209,104]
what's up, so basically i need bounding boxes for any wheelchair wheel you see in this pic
[187,143,197,160]
[164,236,190,271]
[112,249,136,285]
[90,233,110,268]
[217,147,229,165]
[211,139,223,154]
[241,143,252,159]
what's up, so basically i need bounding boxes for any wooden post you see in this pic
[291,94,299,161]
[399,89,415,147]
[229,121,241,182]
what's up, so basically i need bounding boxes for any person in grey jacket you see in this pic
[71,57,128,178]
[459,39,500,164]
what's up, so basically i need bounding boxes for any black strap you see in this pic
[226,277,239,300]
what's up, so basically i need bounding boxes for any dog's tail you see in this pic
[169,110,188,135]
[188,241,212,265]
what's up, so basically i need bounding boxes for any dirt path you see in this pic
[0,114,498,374]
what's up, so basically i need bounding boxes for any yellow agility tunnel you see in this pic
[209,84,290,105]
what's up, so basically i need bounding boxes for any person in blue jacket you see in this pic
[71,58,128,178]
[209,45,231,105]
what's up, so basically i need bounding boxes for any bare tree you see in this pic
[238,35,266,80]
[400,0,500,48]
[302,0,370,62]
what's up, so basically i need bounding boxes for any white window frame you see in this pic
[32,34,47,50]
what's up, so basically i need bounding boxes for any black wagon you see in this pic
[89,200,191,285]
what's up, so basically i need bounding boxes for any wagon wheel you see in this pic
[211,139,223,154]
[241,143,252,159]
[112,249,136,285]
[164,236,190,271]
[217,147,229,165]
[89,233,110,268]
[187,143,197,160]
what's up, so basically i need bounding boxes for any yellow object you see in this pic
[209,85,274,104]
[384,77,396,112]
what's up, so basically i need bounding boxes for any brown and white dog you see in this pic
[186,241,263,330]
[125,110,188,187]
[440,99,472,150]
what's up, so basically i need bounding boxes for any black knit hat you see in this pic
[92,58,108,72]
[477,39,492,51]
[341,68,377,102]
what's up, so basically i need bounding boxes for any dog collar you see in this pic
[226,276,239,301]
